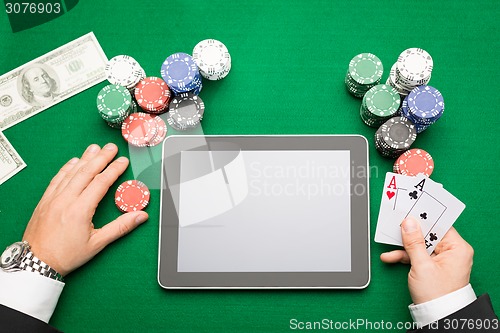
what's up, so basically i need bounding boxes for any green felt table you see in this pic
[1,1,499,332]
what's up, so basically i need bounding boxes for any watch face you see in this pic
[1,243,23,268]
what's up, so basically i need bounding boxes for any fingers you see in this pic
[380,250,411,264]
[41,157,80,199]
[55,144,102,193]
[64,143,119,196]
[401,216,432,266]
[79,156,129,209]
[434,227,474,257]
[90,212,149,253]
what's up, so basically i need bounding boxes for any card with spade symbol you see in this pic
[375,172,465,254]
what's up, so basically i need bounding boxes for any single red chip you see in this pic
[148,116,167,147]
[394,148,434,177]
[115,180,150,213]
[121,112,158,147]
[134,77,171,112]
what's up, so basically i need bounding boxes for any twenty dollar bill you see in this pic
[0,32,108,130]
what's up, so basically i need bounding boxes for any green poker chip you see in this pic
[364,84,400,117]
[348,53,383,85]
[345,53,384,98]
[359,84,401,128]
[96,84,132,121]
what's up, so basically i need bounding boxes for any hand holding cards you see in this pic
[375,172,465,254]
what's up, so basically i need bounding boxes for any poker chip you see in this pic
[147,116,168,147]
[115,180,150,213]
[407,85,444,118]
[167,93,205,131]
[375,116,417,158]
[97,85,131,119]
[345,53,383,98]
[160,53,202,94]
[121,112,158,147]
[360,84,400,127]
[97,84,136,128]
[385,48,433,97]
[394,148,434,177]
[401,86,444,133]
[105,100,137,128]
[134,77,171,114]
[168,74,203,96]
[396,48,433,85]
[105,55,146,90]
[192,39,231,81]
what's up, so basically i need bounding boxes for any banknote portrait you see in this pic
[18,64,59,106]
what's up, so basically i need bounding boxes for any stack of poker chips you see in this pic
[345,53,383,98]
[360,84,401,127]
[401,85,444,133]
[161,53,202,95]
[121,112,168,148]
[96,84,136,128]
[192,39,231,80]
[105,55,146,92]
[393,148,434,177]
[386,48,433,97]
[134,77,171,114]
[167,92,205,131]
[375,116,417,158]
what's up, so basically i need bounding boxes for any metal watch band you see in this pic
[19,251,64,282]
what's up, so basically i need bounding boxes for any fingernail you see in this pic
[402,217,418,233]
[88,144,99,153]
[135,214,148,224]
[69,157,79,164]
[104,143,116,151]
[116,156,128,163]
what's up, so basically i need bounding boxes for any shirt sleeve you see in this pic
[0,269,64,323]
[409,284,477,327]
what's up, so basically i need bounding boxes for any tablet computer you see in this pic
[158,135,370,288]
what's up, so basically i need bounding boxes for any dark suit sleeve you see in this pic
[0,304,61,333]
[408,294,498,333]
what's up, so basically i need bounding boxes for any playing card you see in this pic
[406,190,465,254]
[374,173,426,245]
[383,175,444,243]
[375,172,465,254]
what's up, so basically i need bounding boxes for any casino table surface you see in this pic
[1,1,499,332]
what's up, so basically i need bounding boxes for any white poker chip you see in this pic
[192,39,231,80]
[396,48,433,84]
[105,55,145,88]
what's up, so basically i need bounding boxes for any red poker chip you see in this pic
[115,180,150,213]
[121,112,158,147]
[148,116,167,147]
[134,77,171,112]
[394,148,434,177]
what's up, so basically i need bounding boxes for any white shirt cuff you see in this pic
[409,284,477,327]
[0,269,64,323]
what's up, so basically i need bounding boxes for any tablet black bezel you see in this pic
[158,135,370,289]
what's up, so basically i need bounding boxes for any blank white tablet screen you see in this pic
[177,150,351,272]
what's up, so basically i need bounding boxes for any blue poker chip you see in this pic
[401,97,443,133]
[169,74,202,96]
[407,85,444,119]
[160,53,201,92]
[403,97,442,123]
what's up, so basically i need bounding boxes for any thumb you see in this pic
[401,216,431,266]
[92,212,148,252]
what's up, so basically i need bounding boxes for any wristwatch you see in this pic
[0,241,64,281]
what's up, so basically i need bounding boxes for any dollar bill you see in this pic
[0,131,26,185]
[0,32,108,130]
